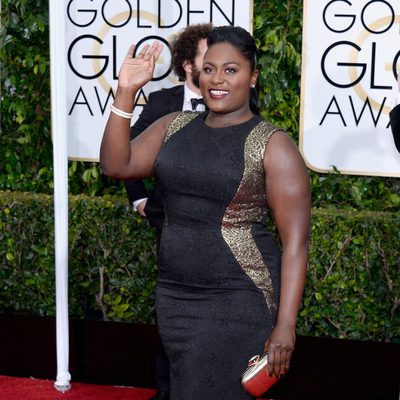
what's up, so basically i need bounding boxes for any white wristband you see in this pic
[110,104,133,119]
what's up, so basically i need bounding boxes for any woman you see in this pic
[101,26,310,399]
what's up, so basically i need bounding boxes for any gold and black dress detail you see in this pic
[155,112,281,400]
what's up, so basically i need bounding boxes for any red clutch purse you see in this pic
[241,354,279,397]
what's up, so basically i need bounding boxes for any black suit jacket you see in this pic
[389,104,400,153]
[125,85,185,232]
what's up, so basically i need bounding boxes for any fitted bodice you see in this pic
[155,112,281,317]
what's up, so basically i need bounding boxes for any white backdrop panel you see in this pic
[300,0,400,177]
[66,0,253,161]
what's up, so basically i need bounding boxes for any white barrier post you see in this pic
[49,0,71,392]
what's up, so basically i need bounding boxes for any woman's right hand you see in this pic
[118,42,163,92]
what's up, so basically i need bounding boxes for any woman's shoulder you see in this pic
[164,111,201,142]
[250,117,287,145]
[259,121,304,170]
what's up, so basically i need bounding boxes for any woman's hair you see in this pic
[207,26,260,115]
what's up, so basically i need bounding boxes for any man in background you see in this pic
[390,74,400,154]
[125,23,213,400]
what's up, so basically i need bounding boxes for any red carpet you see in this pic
[0,375,156,400]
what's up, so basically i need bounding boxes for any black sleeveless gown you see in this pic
[155,112,281,399]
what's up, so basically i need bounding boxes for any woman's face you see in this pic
[200,42,258,115]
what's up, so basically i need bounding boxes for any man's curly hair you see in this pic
[171,23,213,81]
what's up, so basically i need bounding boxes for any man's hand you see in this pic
[136,199,148,217]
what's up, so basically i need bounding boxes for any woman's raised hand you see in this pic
[118,42,163,91]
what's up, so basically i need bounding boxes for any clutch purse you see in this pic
[241,354,279,397]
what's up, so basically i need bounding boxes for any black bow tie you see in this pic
[190,97,205,110]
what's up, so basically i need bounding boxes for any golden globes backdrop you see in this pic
[300,0,400,177]
[66,0,254,161]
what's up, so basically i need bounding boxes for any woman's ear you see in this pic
[251,69,259,88]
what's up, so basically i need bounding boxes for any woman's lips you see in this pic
[209,89,229,99]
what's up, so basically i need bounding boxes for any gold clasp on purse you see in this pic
[247,355,260,367]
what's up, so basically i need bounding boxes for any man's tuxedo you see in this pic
[390,104,400,153]
[125,85,185,232]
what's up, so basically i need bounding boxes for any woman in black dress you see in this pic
[100,26,310,399]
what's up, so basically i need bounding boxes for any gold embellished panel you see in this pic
[164,111,200,143]
[221,120,280,318]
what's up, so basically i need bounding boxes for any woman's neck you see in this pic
[205,107,254,128]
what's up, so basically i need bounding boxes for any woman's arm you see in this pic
[263,131,311,377]
[100,41,173,180]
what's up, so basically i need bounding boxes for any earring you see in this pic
[251,84,255,88]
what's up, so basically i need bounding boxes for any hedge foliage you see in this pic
[1,0,400,209]
[0,192,399,342]
[0,191,157,324]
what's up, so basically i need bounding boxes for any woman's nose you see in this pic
[210,70,224,84]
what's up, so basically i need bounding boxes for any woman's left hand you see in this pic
[263,323,296,377]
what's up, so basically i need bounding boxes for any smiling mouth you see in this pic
[209,89,229,98]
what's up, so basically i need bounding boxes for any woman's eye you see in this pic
[225,68,236,74]
[203,67,213,73]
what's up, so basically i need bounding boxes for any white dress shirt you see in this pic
[182,84,206,112]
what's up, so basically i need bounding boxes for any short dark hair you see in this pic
[171,23,213,81]
[207,26,260,115]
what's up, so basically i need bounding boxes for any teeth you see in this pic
[210,90,229,95]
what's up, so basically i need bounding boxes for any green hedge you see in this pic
[302,209,399,341]
[1,191,399,342]
[0,191,157,323]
